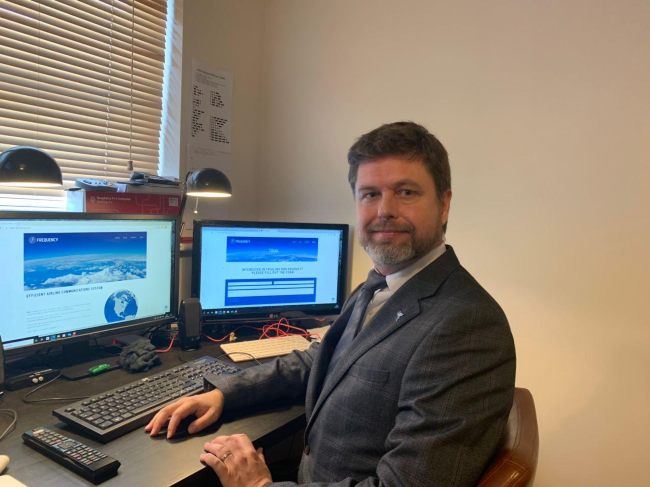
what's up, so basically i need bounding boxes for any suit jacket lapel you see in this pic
[305,246,462,435]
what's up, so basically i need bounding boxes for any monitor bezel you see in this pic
[0,211,180,357]
[191,220,349,323]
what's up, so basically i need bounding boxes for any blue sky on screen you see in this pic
[24,232,146,261]
[226,236,318,262]
[23,232,147,290]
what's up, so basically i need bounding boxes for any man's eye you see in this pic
[362,192,378,199]
[400,189,414,196]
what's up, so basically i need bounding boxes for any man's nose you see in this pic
[377,193,398,219]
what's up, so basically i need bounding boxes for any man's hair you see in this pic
[347,121,451,203]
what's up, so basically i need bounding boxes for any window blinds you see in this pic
[0,0,168,210]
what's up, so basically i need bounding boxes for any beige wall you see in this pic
[181,0,265,223]
[179,0,265,299]
[185,1,650,485]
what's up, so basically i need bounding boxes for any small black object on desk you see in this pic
[6,368,61,391]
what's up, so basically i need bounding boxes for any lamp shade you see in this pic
[0,146,63,187]
[185,168,232,197]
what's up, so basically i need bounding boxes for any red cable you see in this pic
[203,318,322,344]
[203,324,266,343]
[259,319,321,341]
[203,333,231,343]
[156,332,177,353]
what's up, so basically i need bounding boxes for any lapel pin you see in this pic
[396,310,404,321]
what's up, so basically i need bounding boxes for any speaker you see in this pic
[178,298,202,351]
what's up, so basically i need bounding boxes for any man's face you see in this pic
[355,157,451,275]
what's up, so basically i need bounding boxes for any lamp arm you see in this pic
[178,171,192,238]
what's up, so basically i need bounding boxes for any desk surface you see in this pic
[0,344,306,486]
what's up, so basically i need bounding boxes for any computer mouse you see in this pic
[159,415,197,439]
[0,454,10,472]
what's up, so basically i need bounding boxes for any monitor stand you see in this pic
[58,340,121,380]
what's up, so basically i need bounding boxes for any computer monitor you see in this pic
[192,220,349,323]
[0,212,179,358]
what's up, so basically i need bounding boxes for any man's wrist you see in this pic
[209,388,224,401]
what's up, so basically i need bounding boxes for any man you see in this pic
[146,121,516,487]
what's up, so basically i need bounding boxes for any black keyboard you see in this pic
[53,356,241,443]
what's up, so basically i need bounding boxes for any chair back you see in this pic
[477,387,539,487]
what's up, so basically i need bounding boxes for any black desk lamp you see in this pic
[0,146,63,187]
[179,168,232,234]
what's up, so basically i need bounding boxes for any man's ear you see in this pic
[441,190,452,226]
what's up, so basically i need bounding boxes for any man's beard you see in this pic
[359,221,443,266]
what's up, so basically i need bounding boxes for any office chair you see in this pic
[477,387,539,487]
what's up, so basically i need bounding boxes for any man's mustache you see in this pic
[366,223,413,233]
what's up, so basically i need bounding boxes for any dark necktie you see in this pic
[326,269,387,377]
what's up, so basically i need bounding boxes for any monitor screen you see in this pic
[0,212,179,355]
[192,220,348,322]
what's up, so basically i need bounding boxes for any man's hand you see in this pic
[145,389,225,438]
[200,434,272,487]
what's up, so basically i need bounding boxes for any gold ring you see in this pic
[221,451,233,461]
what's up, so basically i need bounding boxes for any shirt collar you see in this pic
[379,240,447,296]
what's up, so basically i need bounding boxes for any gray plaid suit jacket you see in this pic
[206,246,516,486]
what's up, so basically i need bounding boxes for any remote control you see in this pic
[22,427,120,484]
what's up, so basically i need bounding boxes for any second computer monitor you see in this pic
[192,220,349,323]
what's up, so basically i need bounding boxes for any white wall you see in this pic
[181,0,265,223]
[185,1,650,485]
[257,1,650,485]
[179,0,265,299]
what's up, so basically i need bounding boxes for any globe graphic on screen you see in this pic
[104,290,138,323]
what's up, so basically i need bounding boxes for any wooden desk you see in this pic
[0,345,306,486]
